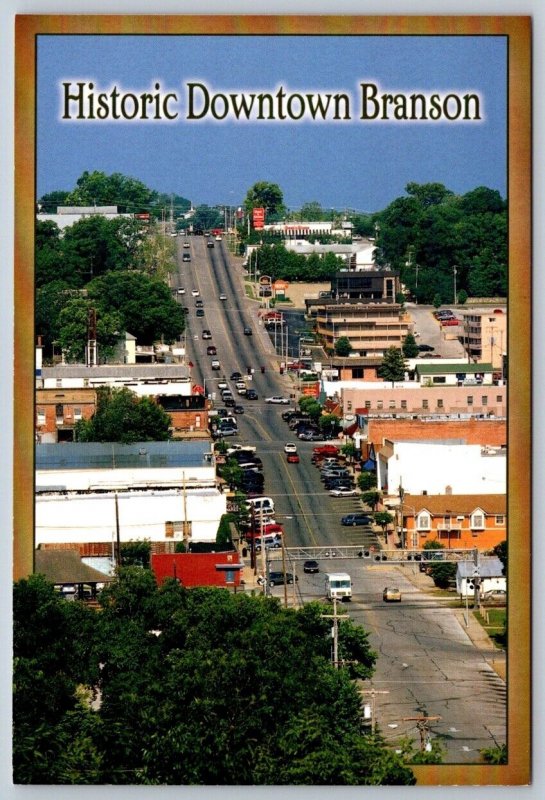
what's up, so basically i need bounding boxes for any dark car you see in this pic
[341,513,374,526]
[195,299,204,308]
[206,345,217,356]
[230,371,242,380]
[196,309,204,317]
[234,405,245,415]
[207,240,214,248]
[202,330,212,339]
[268,571,298,587]
[224,397,236,408]
[303,560,319,574]
[182,253,191,262]
[418,344,435,352]
[243,326,253,336]
[245,389,258,400]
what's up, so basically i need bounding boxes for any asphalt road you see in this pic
[173,237,506,765]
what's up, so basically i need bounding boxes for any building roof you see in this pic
[416,363,493,375]
[152,551,242,587]
[42,364,190,380]
[35,548,114,585]
[36,440,213,472]
[402,493,506,515]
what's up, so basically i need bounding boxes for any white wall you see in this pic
[36,464,216,492]
[36,488,227,545]
[378,442,506,496]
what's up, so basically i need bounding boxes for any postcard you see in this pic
[12,13,530,788]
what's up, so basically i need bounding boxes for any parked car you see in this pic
[213,427,237,438]
[329,487,358,497]
[265,396,290,404]
[441,317,460,326]
[298,431,322,441]
[268,571,298,587]
[383,587,402,602]
[313,445,339,457]
[286,453,300,463]
[303,560,320,574]
[341,513,374,526]
[418,344,435,352]
[284,442,298,453]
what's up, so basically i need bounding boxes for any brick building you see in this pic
[36,387,98,443]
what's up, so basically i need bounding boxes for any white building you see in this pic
[377,440,506,497]
[37,205,132,231]
[456,557,506,598]
[40,364,193,396]
[35,441,226,547]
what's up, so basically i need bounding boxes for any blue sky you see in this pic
[37,34,507,212]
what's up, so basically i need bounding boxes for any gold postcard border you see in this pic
[14,14,532,787]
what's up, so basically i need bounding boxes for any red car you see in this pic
[287,453,300,464]
[441,317,460,326]
[313,445,339,457]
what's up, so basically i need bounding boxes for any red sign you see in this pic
[252,207,265,229]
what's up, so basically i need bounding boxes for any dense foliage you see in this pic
[377,347,407,382]
[75,386,172,443]
[13,571,416,785]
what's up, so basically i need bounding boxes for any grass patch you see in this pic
[474,608,507,648]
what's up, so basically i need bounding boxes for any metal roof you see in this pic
[457,557,504,578]
[36,441,212,471]
[35,549,114,585]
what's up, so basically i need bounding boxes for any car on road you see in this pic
[233,405,244,415]
[224,397,235,408]
[196,309,204,317]
[219,293,227,300]
[341,513,374,526]
[265,396,290,404]
[213,427,237,438]
[329,487,358,497]
[211,359,220,370]
[298,430,322,440]
[230,371,242,380]
[243,326,253,336]
[418,344,435,352]
[286,453,300,464]
[182,253,191,262]
[217,379,228,390]
[268,571,298,587]
[177,288,185,294]
[313,445,339,457]
[195,299,204,307]
[206,345,217,356]
[215,235,222,241]
[191,289,200,296]
[303,560,320,574]
[202,329,212,339]
[284,442,298,453]
[235,382,247,395]
[183,242,190,248]
[207,240,214,248]
[383,587,402,602]
[245,389,258,400]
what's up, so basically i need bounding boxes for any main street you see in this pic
[172,233,506,765]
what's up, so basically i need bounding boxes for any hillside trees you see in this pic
[14,569,416,784]
[75,386,172,443]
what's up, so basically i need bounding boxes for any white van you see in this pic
[325,573,352,602]
[246,496,275,514]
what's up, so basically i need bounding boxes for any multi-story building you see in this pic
[398,493,506,552]
[459,307,507,370]
[313,301,410,356]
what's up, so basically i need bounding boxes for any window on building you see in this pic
[433,376,446,384]
[73,407,82,420]
[171,520,192,539]
[377,400,383,410]
[352,367,364,379]
[56,379,62,388]
[471,511,485,529]
[467,396,474,406]
[401,400,407,410]
[389,400,395,409]
[365,400,371,409]
[438,529,461,541]
[37,408,45,425]
[437,399,444,408]
[417,512,431,530]
[495,515,505,525]
[496,395,502,403]
[482,396,488,406]
[422,399,429,410]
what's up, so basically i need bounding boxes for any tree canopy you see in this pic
[13,570,417,785]
[377,347,407,382]
[75,386,172,443]
[243,181,286,220]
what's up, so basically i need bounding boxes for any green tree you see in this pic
[35,220,64,287]
[121,540,152,568]
[361,490,382,511]
[37,189,70,213]
[35,280,77,359]
[243,181,285,219]
[191,204,223,231]
[493,540,507,575]
[75,386,172,443]
[88,270,185,345]
[335,336,352,357]
[61,215,141,286]
[57,298,123,363]
[319,413,341,437]
[64,170,156,213]
[433,293,442,308]
[298,396,322,421]
[358,471,377,491]
[377,347,406,382]
[402,333,419,359]
[374,511,394,540]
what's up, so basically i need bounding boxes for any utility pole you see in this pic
[402,716,442,752]
[321,598,349,669]
[360,689,389,735]
[114,491,121,571]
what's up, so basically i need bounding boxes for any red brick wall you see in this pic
[368,418,506,447]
